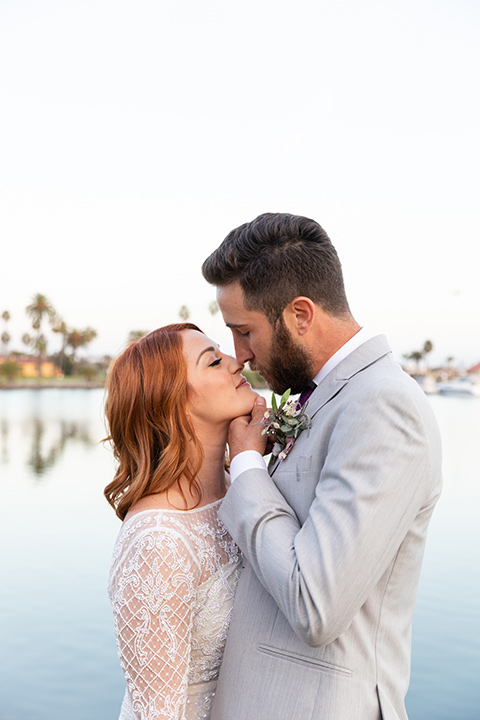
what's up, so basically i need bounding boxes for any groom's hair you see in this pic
[202,212,351,324]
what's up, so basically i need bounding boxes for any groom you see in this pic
[202,213,442,720]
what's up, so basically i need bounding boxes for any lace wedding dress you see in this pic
[108,500,242,720]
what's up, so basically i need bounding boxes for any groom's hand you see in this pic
[228,396,268,460]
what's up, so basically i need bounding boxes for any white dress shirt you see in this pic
[229,327,375,481]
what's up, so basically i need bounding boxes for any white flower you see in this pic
[283,403,295,417]
[260,389,312,462]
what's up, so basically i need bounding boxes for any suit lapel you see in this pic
[269,335,391,477]
[268,374,345,476]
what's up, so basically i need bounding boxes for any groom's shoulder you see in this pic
[340,338,426,407]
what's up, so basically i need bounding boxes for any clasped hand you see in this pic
[228,395,273,460]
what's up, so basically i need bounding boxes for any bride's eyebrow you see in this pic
[196,346,219,364]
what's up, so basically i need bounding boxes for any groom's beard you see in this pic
[250,318,315,396]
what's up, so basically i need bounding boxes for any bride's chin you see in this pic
[246,388,260,402]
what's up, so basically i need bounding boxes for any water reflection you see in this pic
[0,389,122,720]
[0,388,104,481]
[25,418,96,477]
[0,389,479,720]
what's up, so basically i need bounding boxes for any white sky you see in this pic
[1,0,479,368]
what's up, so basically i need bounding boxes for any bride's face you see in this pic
[181,329,258,426]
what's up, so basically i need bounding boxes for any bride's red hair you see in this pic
[103,323,204,520]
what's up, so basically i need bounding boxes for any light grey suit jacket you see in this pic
[212,335,442,720]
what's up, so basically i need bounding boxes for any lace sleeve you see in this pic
[112,524,201,720]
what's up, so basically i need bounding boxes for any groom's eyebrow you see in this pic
[225,323,246,329]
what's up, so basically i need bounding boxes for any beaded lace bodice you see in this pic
[108,500,242,720]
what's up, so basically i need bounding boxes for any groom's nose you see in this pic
[233,335,254,365]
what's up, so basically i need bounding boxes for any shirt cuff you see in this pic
[229,451,268,482]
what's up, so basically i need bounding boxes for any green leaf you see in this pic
[280,388,291,407]
[271,392,278,413]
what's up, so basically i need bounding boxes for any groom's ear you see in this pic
[283,297,316,336]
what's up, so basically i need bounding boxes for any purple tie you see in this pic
[298,382,316,406]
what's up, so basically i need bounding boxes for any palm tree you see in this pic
[208,300,219,317]
[179,305,190,322]
[82,326,97,348]
[1,311,10,355]
[422,340,433,369]
[66,327,97,374]
[1,331,10,355]
[66,330,83,373]
[128,330,149,343]
[25,294,55,374]
[423,340,433,355]
[51,315,69,374]
[206,299,220,337]
[408,350,423,374]
[33,334,48,361]
[26,293,55,330]
[22,333,32,351]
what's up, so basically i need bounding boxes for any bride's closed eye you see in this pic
[209,358,222,367]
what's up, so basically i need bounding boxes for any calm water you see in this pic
[0,388,479,720]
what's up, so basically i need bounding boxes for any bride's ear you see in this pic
[283,297,315,336]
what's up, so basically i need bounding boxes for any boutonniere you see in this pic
[261,389,312,461]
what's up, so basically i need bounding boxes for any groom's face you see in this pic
[216,282,315,395]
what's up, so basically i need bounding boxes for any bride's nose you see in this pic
[228,355,244,374]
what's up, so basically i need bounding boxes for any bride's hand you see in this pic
[228,396,268,460]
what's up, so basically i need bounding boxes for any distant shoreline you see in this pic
[0,379,105,390]
[0,369,269,391]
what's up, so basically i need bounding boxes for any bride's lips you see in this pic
[236,377,251,389]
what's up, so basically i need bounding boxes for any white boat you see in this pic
[438,377,480,397]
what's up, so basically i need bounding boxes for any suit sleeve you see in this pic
[219,380,441,647]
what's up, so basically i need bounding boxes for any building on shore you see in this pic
[0,355,63,379]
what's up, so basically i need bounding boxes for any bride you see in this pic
[104,323,260,720]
